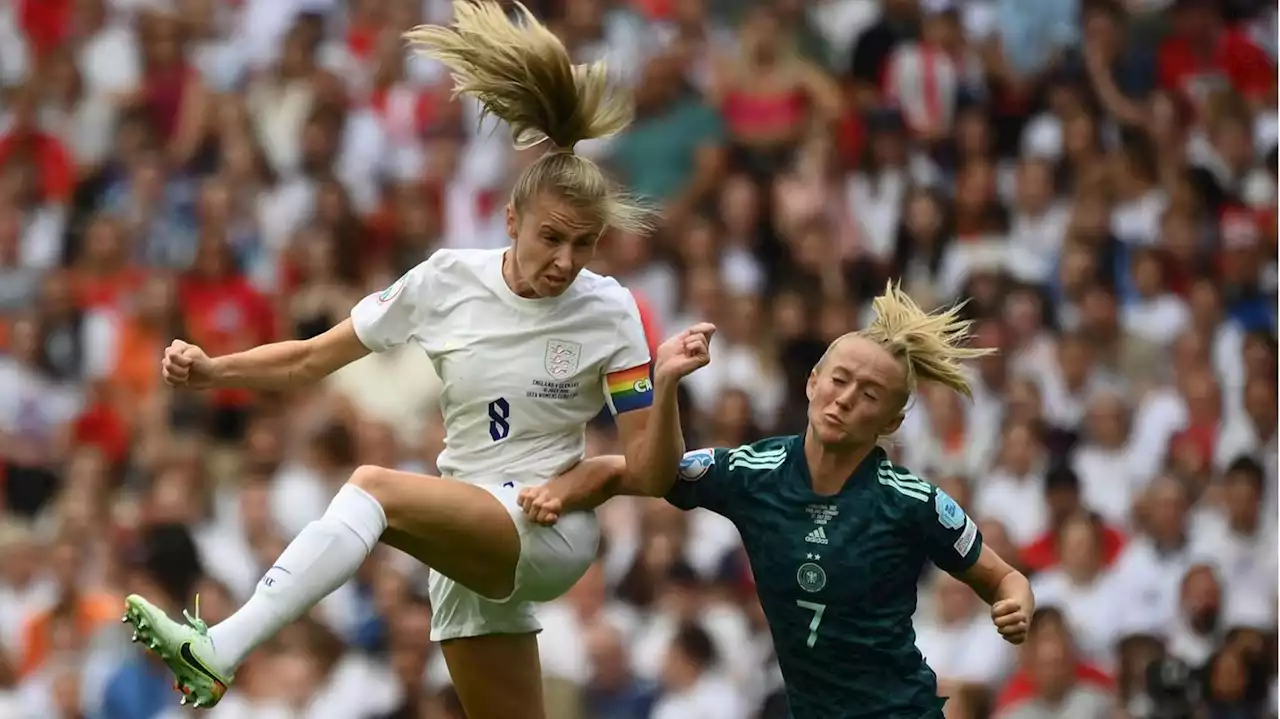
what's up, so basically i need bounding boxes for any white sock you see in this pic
[206,484,387,672]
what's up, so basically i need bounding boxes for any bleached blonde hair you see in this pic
[404,1,651,233]
[821,281,995,402]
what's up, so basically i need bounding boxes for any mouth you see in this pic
[821,412,845,427]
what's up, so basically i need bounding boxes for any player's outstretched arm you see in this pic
[958,545,1035,646]
[612,324,714,496]
[519,455,628,523]
[162,320,370,392]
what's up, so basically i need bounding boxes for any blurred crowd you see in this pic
[0,0,1275,717]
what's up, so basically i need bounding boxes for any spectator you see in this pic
[914,572,1015,692]
[1030,512,1122,669]
[651,621,744,719]
[1020,464,1126,573]
[993,608,1113,719]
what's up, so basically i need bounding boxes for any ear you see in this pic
[805,370,816,403]
[879,412,905,437]
[506,204,518,242]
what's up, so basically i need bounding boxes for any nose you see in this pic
[551,245,574,273]
[832,386,857,410]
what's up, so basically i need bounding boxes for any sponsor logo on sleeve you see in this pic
[378,275,408,303]
[678,448,715,481]
[934,488,966,530]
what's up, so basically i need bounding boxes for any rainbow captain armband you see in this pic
[605,364,654,414]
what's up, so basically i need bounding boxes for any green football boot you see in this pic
[122,594,232,708]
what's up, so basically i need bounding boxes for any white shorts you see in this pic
[428,480,599,641]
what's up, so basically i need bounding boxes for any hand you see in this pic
[161,340,215,389]
[518,485,563,526]
[991,598,1031,645]
[654,323,715,384]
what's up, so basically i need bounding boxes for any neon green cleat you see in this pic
[122,594,233,709]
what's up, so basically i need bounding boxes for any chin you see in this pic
[809,421,848,445]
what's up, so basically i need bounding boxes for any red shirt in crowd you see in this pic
[994,662,1114,715]
[628,289,661,361]
[0,130,75,203]
[1158,26,1275,112]
[179,273,276,407]
[18,0,72,60]
[1020,524,1127,574]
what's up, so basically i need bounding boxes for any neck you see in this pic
[501,250,537,298]
[803,428,875,495]
[1229,515,1258,536]
[1154,534,1186,554]
[1066,565,1097,586]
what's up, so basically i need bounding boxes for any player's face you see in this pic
[806,336,907,446]
[506,194,601,297]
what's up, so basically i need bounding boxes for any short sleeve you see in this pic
[350,258,436,353]
[918,486,984,575]
[601,290,654,415]
[665,448,737,518]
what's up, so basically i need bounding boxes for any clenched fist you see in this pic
[991,598,1031,645]
[518,485,562,526]
[654,323,715,384]
[161,340,216,389]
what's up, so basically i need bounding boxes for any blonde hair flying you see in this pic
[404,1,651,233]
[827,281,995,400]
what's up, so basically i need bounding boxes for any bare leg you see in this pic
[355,466,521,599]
[207,466,523,672]
[122,465,538,710]
[439,634,547,719]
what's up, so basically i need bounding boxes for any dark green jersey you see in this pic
[666,435,984,719]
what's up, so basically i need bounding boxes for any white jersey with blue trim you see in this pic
[350,248,651,484]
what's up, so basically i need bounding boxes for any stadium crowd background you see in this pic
[0,0,1274,717]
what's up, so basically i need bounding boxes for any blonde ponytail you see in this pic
[405,1,652,233]
[858,281,995,399]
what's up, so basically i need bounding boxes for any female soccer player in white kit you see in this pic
[120,3,714,717]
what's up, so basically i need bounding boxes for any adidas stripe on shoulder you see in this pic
[876,460,931,503]
[727,443,788,471]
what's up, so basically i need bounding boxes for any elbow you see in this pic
[620,470,670,498]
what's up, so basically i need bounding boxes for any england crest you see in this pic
[544,339,582,380]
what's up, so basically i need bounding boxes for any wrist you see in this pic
[206,356,227,386]
[652,371,682,396]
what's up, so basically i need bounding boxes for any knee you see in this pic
[349,465,396,506]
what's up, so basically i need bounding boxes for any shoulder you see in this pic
[723,435,797,473]
[678,436,796,483]
[420,247,494,275]
[568,269,638,315]
[870,451,938,506]
[410,248,501,291]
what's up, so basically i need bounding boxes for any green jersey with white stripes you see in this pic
[667,435,983,719]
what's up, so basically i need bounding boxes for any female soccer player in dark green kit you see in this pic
[520,283,1035,719]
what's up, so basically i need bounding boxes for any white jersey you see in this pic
[350,248,652,483]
